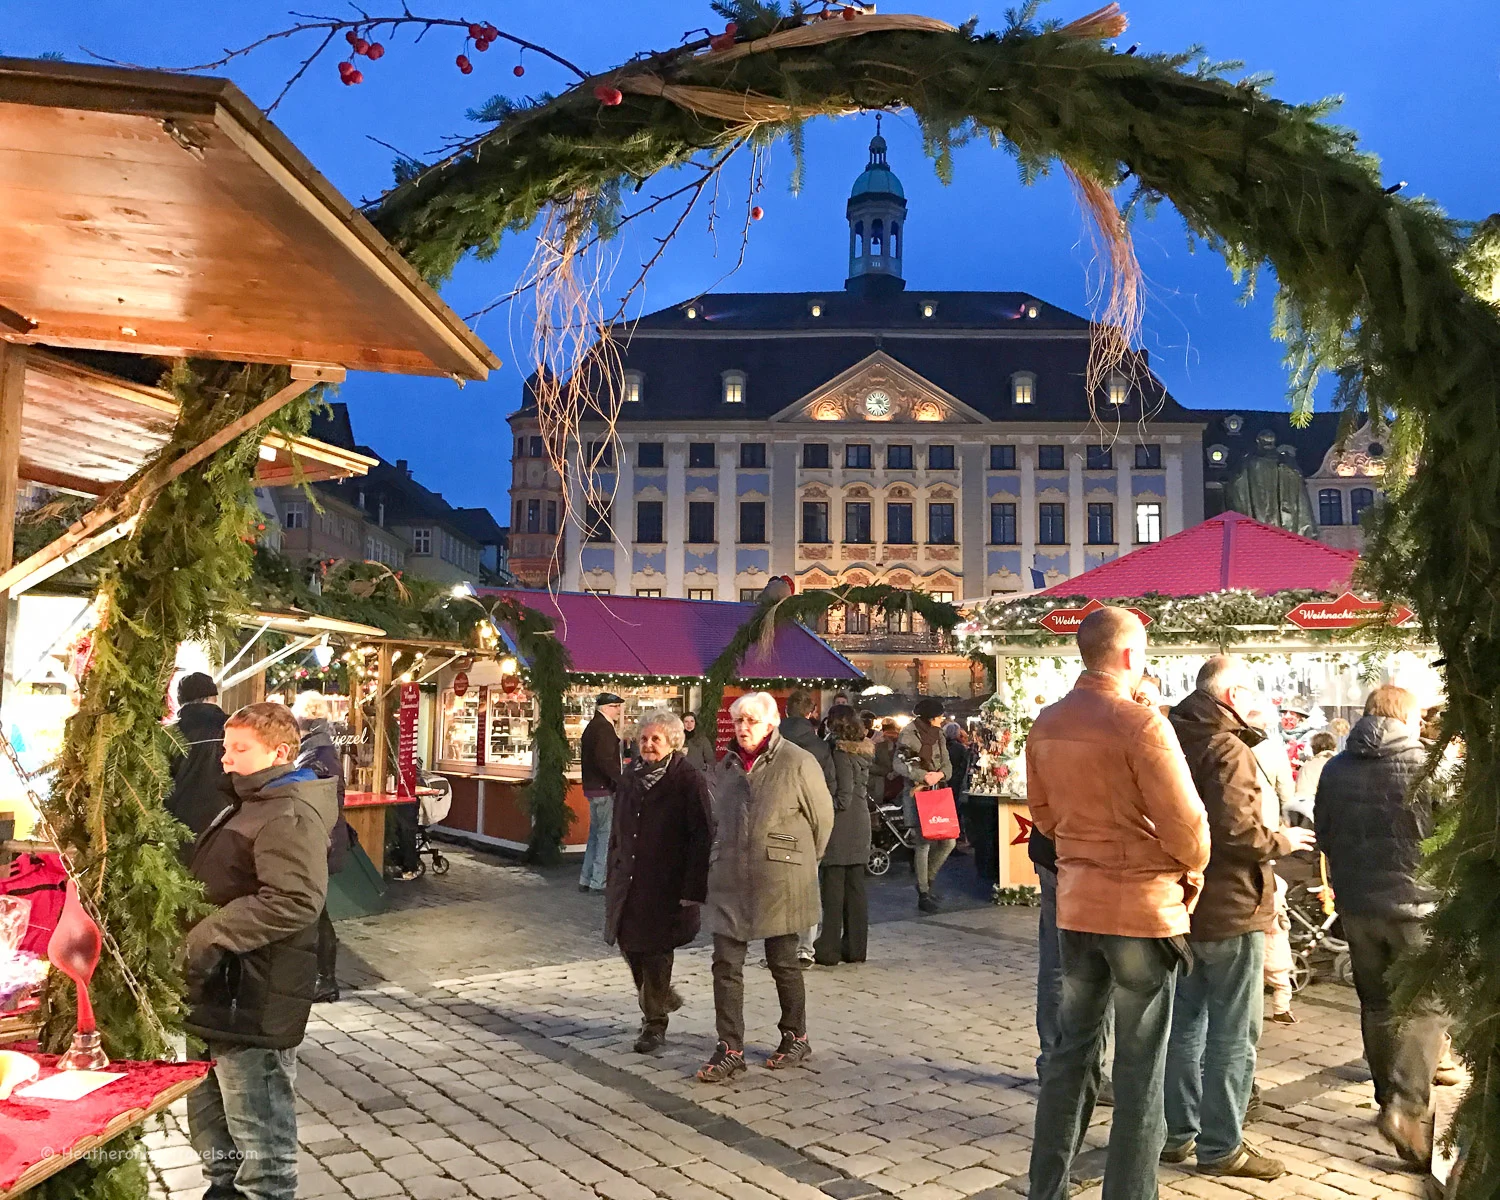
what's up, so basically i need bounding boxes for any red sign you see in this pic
[474,685,489,768]
[452,671,469,697]
[1037,597,1154,635]
[1011,813,1034,846]
[1284,591,1415,631]
[397,683,420,797]
[500,672,520,694]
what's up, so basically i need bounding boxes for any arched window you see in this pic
[1318,488,1343,526]
[1350,487,1376,524]
[891,221,901,257]
[871,218,884,254]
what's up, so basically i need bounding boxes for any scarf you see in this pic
[914,721,942,770]
[734,732,773,773]
[635,752,673,794]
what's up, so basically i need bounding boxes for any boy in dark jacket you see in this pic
[184,702,337,1200]
[166,672,233,835]
[1316,684,1443,1169]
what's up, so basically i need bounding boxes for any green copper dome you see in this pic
[851,133,904,198]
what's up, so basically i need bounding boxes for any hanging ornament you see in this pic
[751,205,764,220]
[594,84,623,106]
[513,62,525,76]
[367,42,385,60]
[456,54,474,74]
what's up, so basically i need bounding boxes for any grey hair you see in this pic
[1196,654,1248,698]
[636,709,686,750]
[728,691,781,726]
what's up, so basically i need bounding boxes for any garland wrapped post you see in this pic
[697,585,961,727]
[35,361,312,1200]
[359,4,1500,1183]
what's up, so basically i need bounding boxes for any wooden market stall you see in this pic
[0,55,498,1176]
[957,511,1436,889]
[425,591,864,854]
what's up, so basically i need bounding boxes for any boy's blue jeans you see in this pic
[187,1043,299,1200]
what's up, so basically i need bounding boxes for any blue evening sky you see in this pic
[7,2,1497,515]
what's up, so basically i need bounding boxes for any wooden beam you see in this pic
[0,343,26,696]
[9,516,135,598]
[17,463,106,497]
[372,643,392,796]
[0,369,331,597]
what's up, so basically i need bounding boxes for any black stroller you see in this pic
[867,793,917,876]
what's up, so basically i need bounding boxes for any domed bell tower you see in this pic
[845,117,908,300]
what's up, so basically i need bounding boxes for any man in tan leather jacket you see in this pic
[1025,607,1210,1200]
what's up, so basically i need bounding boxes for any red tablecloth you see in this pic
[343,792,422,809]
[0,1056,211,1197]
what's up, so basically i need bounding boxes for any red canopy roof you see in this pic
[1042,511,1358,599]
[480,590,862,682]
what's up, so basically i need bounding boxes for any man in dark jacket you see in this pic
[1165,656,1313,1180]
[184,702,336,1200]
[1316,684,1443,1169]
[292,691,349,1003]
[604,710,714,1054]
[166,672,233,835]
[579,693,623,893]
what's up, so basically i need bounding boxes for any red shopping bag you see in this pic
[914,788,960,841]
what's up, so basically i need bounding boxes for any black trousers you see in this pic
[711,933,804,1051]
[388,802,419,872]
[623,950,677,1034]
[814,865,869,965]
[1342,913,1447,1117]
[316,906,338,980]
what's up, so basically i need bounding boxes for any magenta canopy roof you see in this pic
[480,590,863,682]
[1041,511,1359,599]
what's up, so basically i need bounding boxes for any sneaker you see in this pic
[578,883,590,893]
[1160,1140,1195,1165]
[1269,1009,1298,1025]
[765,1032,812,1070]
[696,1042,746,1083]
[1377,1105,1433,1170]
[396,869,422,881]
[634,1028,666,1054]
[1197,1142,1287,1180]
[917,893,940,914]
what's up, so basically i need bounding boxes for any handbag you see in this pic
[914,787,960,841]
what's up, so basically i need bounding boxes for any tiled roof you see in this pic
[1041,511,1358,599]
[480,590,863,682]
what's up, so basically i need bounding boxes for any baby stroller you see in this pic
[413,762,452,876]
[1285,878,1350,990]
[867,793,918,876]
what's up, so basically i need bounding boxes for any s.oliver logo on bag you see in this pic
[915,787,960,841]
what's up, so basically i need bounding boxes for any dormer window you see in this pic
[1011,371,1035,405]
[1224,414,1244,434]
[1107,373,1129,406]
[685,304,699,320]
[721,370,746,405]
[1207,444,1229,466]
[1026,304,1039,319]
[920,301,936,319]
[809,300,823,318]
[623,370,643,404]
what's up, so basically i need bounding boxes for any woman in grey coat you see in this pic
[697,692,834,1083]
[813,705,874,966]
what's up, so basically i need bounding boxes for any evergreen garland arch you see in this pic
[365,5,1500,1185]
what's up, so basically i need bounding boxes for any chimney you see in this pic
[378,500,386,527]
[396,459,410,476]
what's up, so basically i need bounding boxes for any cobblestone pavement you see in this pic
[145,848,1437,1200]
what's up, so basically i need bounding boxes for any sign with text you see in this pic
[1037,597,1154,635]
[474,685,489,768]
[397,683,420,796]
[1284,591,1415,631]
[452,671,469,697]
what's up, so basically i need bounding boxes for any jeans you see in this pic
[815,865,869,964]
[1036,867,1114,1086]
[1343,914,1447,1117]
[1028,931,1178,1200]
[624,950,678,1035]
[711,933,805,1050]
[187,1043,299,1200]
[913,838,956,895]
[579,792,612,890]
[1163,931,1265,1163]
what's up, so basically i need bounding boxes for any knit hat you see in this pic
[914,697,945,721]
[177,672,218,705]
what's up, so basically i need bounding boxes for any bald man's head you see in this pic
[1076,607,1148,682]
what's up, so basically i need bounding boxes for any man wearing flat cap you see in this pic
[579,693,624,894]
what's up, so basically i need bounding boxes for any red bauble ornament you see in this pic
[475,37,490,51]
[345,29,359,44]
[338,60,354,78]
[467,22,484,37]
[482,22,499,39]
[348,68,364,84]
[709,33,733,51]
[353,37,370,54]
[843,5,858,18]
[725,21,738,35]
[594,84,623,106]
[456,54,473,74]
[513,63,526,76]
[367,42,385,60]
[751,205,764,220]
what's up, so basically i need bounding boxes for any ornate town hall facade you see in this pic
[509,134,1208,619]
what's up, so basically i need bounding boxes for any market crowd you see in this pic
[588,604,1447,1199]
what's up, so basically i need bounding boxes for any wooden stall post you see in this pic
[0,345,25,703]
[372,643,392,794]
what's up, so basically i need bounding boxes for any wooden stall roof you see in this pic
[0,58,498,379]
[240,609,386,639]
[22,349,377,493]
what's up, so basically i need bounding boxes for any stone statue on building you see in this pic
[1225,430,1318,537]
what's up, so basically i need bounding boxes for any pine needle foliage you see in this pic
[367,10,1500,1184]
[33,361,312,1200]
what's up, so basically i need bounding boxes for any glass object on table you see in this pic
[47,880,108,1070]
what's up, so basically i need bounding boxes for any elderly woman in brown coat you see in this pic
[697,691,834,1083]
[604,710,714,1055]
